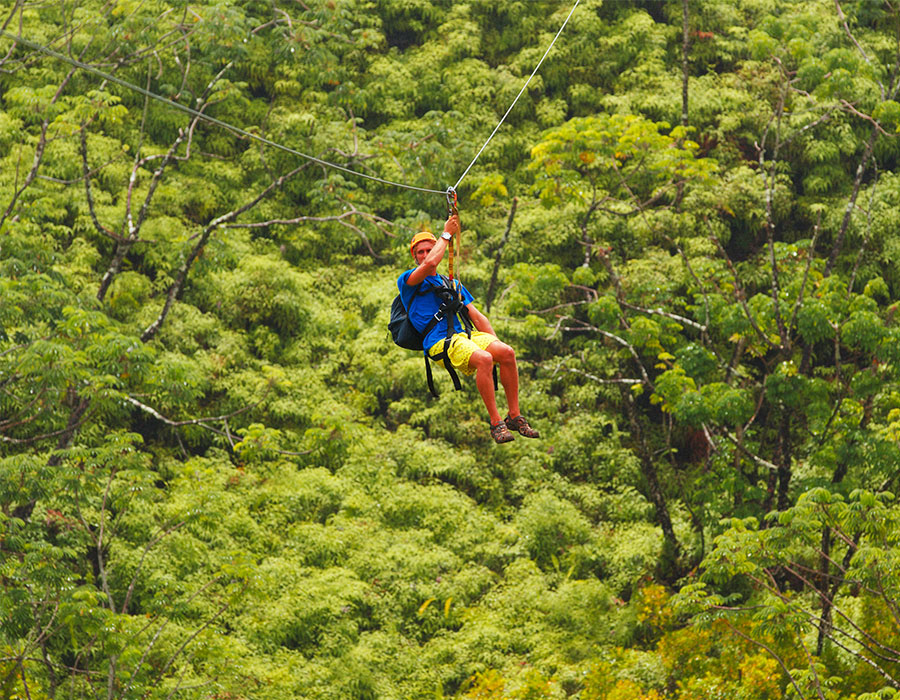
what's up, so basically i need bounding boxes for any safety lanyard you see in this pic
[446,187,460,291]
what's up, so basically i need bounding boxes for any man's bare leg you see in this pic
[469,349,502,425]
[487,341,519,418]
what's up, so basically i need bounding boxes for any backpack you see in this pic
[390,275,491,397]
[388,293,426,351]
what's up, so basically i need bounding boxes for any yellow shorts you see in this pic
[427,331,498,376]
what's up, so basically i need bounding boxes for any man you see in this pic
[398,213,539,444]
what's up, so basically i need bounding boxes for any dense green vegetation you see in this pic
[4,0,900,697]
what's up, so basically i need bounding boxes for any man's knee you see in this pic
[469,349,493,372]
[489,341,516,364]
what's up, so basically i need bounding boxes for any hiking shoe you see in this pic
[505,414,540,438]
[490,421,515,444]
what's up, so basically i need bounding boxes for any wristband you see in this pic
[441,231,452,241]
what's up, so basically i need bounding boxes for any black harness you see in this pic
[412,276,495,398]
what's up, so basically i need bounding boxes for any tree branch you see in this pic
[486,197,518,313]
[825,126,878,276]
[721,430,779,471]
[722,619,808,699]
[122,395,262,427]
[543,362,642,385]
[705,218,779,350]
[80,126,122,242]
[141,163,307,341]
[120,520,187,615]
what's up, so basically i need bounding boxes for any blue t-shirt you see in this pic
[397,270,474,352]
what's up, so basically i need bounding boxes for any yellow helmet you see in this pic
[409,231,437,257]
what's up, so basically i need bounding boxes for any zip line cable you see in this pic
[0,30,447,195]
[1,1,579,198]
[452,0,580,191]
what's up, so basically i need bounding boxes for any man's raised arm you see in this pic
[406,214,460,286]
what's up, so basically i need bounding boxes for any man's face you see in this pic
[413,240,434,266]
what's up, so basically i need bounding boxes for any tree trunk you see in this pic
[619,384,682,575]
[825,126,877,276]
[485,197,517,314]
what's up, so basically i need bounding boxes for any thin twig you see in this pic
[722,619,808,699]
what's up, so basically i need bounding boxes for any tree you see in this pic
[526,111,716,572]
[511,0,900,581]
[676,488,900,699]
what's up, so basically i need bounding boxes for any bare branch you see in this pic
[848,168,879,296]
[835,0,881,97]
[156,585,245,680]
[122,576,224,698]
[778,562,900,672]
[825,126,878,276]
[722,430,779,471]
[705,218,779,351]
[814,620,900,688]
[80,127,121,242]
[619,300,707,332]
[787,214,822,337]
[0,408,92,445]
[722,620,808,699]
[141,163,308,341]
[542,362,642,385]
[96,469,117,611]
[584,324,653,389]
[0,389,49,432]
[1,24,105,227]
[122,395,263,428]
[0,2,24,71]
[97,129,188,301]
[528,299,591,315]
[485,198,519,313]
[778,108,839,148]
[797,634,829,700]
[123,395,311,456]
[98,59,234,301]
[547,316,656,391]
[0,120,50,230]
[840,99,891,135]
[758,69,790,349]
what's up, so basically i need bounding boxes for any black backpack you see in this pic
[388,293,427,351]
[389,275,492,397]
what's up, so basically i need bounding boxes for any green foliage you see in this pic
[7,0,900,697]
[529,114,717,212]
[514,491,591,570]
[676,488,900,699]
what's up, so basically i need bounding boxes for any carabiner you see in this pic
[446,186,458,216]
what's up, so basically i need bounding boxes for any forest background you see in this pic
[4,0,900,698]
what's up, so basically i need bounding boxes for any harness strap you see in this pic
[447,187,460,291]
[425,288,465,398]
[413,279,457,398]
[425,355,435,396]
[454,229,461,293]
[457,304,474,339]
[447,233,455,286]
[424,342,462,398]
